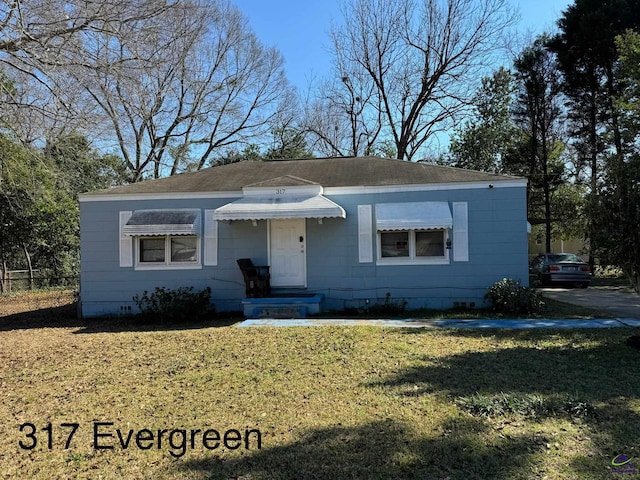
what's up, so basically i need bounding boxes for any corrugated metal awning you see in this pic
[214,195,346,221]
[122,210,200,236]
[375,202,452,231]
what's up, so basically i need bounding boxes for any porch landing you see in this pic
[241,294,323,319]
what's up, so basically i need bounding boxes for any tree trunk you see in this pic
[543,164,552,254]
[541,125,552,253]
[605,62,624,163]
[628,267,640,295]
[588,86,598,271]
[23,244,34,290]
[0,258,7,293]
[396,133,409,161]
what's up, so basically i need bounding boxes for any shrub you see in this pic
[364,293,408,316]
[133,286,213,323]
[484,278,543,315]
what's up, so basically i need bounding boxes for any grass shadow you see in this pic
[176,418,542,480]
[73,313,243,334]
[368,332,640,475]
[371,337,638,400]
[400,328,637,343]
[0,305,242,333]
[0,303,83,331]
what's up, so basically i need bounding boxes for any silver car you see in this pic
[530,253,592,288]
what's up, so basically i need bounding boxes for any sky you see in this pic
[232,0,573,92]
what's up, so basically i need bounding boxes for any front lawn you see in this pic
[1,320,638,479]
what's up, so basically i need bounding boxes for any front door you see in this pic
[269,219,306,287]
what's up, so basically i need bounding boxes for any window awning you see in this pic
[375,202,452,231]
[122,210,200,236]
[214,195,346,221]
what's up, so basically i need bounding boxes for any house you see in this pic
[78,156,529,317]
[527,226,589,262]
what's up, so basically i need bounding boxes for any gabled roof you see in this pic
[85,156,523,196]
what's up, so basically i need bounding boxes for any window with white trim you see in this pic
[136,235,200,269]
[378,229,449,264]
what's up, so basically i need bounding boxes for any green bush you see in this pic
[484,278,543,315]
[133,286,213,323]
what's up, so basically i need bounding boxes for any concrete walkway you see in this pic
[540,286,640,319]
[237,286,640,329]
[238,317,640,328]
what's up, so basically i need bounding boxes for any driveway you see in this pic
[539,286,640,319]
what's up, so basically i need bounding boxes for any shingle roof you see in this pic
[87,156,522,196]
[245,175,319,188]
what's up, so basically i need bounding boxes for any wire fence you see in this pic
[1,270,78,292]
[0,273,79,318]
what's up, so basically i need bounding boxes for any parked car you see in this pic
[529,253,592,288]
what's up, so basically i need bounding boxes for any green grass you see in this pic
[456,392,598,419]
[1,317,639,479]
[538,297,614,318]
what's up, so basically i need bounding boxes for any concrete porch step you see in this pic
[241,294,323,319]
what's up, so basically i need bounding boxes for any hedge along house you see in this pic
[78,156,529,317]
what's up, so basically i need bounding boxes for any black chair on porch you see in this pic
[237,258,271,298]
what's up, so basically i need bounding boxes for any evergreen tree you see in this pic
[508,36,566,253]
[548,0,640,264]
[449,67,515,172]
[589,30,640,292]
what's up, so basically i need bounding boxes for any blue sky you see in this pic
[233,0,572,91]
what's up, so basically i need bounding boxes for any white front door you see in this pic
[269,219,306,287]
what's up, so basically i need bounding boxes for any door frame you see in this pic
[267,218,307,288]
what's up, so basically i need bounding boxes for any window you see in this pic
[137,235,200,269]
[171,236,197,262]
[140,238,166,263]
[380,232,410,257]
[378,230,448,265]
[415,231,445,257]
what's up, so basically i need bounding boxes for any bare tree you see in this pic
[0,0,293,179]
[71,0,293,180]
[0,65,98,146]
[304,66,383,157]
[0,0,170,53]
[330,0,517,160]
[0,0,172,127]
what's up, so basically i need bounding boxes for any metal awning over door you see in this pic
[214,195,346,221]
